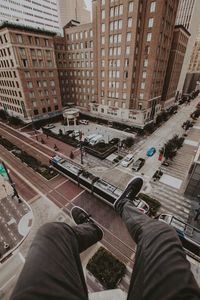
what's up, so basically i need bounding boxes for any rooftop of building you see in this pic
[0,21,57,36]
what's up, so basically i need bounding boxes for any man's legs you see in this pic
[11,221,102,300]
[120,201,200,300]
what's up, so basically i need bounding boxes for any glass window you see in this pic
[127,32,131,42]
[141,82,145,89]
[150,1,156,12]
[110,7,114,17]
[119,20,123,30]
[128,2,134,13]
[147,33,152,42]
[128,18,132,28]
[102,36,105,44]
[144,59,148,67]
[102,0,105,5]
[126,46,130,55]
[142,71,147,79]
[102,23,105,32]
[148,18,154,27]
[119,5,123,15]
[102,10,105,19]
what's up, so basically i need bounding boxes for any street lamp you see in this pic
[79,130,84,165]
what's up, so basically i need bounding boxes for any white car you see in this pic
[79,120,89,125]
[121,154,134,167]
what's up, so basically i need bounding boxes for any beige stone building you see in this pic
[55,21,95,109]
[0,23,62,122]
[57,0,91,29]
[184,26,200,93]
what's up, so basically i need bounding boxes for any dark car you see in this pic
[132,158,145,171]
[65,130,74,136]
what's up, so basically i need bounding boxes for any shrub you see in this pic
[123,136,134,148]
[0,109,8,120]
[87,247,126,289]
[138,193,161,216]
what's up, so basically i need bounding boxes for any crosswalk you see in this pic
[150,181,191,222]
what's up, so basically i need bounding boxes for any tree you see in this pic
[0,109,8,120]
[144,122,155,133]
[124,136,134,148]
[8,116,23,126]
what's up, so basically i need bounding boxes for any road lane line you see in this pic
[70,190,85,203]
[0,156,64,209]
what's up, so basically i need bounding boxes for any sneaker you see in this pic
[114,176,144,213]
[71,206,104,239]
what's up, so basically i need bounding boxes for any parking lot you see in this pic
[50,122,136,144]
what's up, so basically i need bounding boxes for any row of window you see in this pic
[66,41,93,51]
[60,70,94,77]
[0,58,14,68]
[0,88,21,98]
[29,89,57,98]
[24,70,54,78]
[27,80,55,89]
[0,70,17,79]
[67,51,93,60]
[15,34,52,47]
[0,103,23,114]
[68,30,93,42]
[0,47,11,57]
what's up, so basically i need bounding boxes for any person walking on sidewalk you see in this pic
[11,177,200,300]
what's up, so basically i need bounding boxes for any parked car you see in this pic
[146,147,156,157]
[161,160,169,166]
[89,135,104,146]
[133,199,150,214]
[65,130,74,136]
[79,119,89,125]
[69,130,80,138]
[43,124,55,129]
[132,158,145,171]
[109,138,120,145]
[84,134,97,143]
[196,102,200,109]
[121,154,134,167]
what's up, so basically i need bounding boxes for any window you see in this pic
[102,9,105,19]
[123,93,127,100]
[148,18,154,28]
[144,59,148,67]
[27,81,33,88]
[101,48,105,56]
[119,5,123,15]
[101,0,105,5]
[110,7,114,17]
[128,18,132,28]
[147,33,152,42]
[128,2,134,13]
[101,36,105,44]
[150,1,156,13]
[142,71,147,79]
[102,23,105,33]
[25,71,30,78]
[127,32,131,42]
[141,82,145,89]
[35,37,39,45]
[16,34,23,43]
[22,59,28,67]
[126,46,130,55]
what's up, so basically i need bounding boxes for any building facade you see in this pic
[162,25,190,107]
[57,0,91,29]
[89,0,179,128]
[54,22,95,109]
[183,26,200,93]
[0,0,61,34]
[0,23,62,122]
[175,0,200,95]
[185,146,200,200]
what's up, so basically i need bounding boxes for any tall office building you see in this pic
[0,0,61,34]
[175,0,200,95]
[91,0,179,127]
[0,23,62,121]
[184,26,200,92]
[57,0,91,29]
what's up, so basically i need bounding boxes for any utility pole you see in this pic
[79,130,84,164]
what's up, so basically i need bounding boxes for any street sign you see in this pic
[0,162,9,181]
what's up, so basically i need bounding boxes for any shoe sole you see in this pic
[70,206,104,238]
[114,176,144,209]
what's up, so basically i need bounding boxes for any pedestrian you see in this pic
[10,177,200,300]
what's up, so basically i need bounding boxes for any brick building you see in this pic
[162,25,190,106]
[0,23,62,122]
[54,21,95,109]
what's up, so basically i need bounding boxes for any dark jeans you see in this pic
[11,201,200,300]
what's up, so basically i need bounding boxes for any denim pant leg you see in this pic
[122,201,200,300]
[10,222,101,300]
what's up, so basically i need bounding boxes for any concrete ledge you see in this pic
[89,289,127,300]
